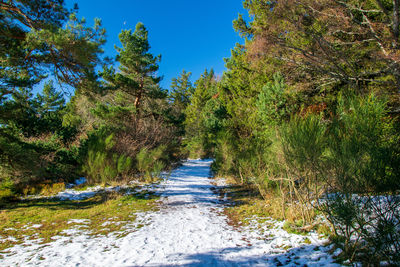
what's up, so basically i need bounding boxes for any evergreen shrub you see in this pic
[136,145,167,182]
[82,130,133,184]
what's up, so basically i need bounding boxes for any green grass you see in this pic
[282,221,308,236]
[0,188,159,251]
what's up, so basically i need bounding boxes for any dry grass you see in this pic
[21,182,66,196]
[218,176,330,236]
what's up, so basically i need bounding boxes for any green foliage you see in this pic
[256,73,287,126]
[136,145,167,181]
[102,22,165,114]
[82,130,133,184]
[168,70,194,136]
[0,0,105,100]
[278,93,400,263]
[0,177,16,202]
[328,93,400,193]
[0,79,79,187]
[36,81,65,114]
[281,112,327,175]
[0,0,104,189]
[170,70,194,110]
[184,69,223,157]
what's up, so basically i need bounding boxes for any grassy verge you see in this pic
[216,176,331,237]
[0,188,159,252]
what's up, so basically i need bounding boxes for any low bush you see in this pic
[282,93,400,264]
[136,145,167,182]
[82,130,133,185]
[0,177,16,203]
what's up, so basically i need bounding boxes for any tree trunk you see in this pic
[135,79,144,117]
[393,0,400,48]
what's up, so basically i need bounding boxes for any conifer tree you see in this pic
[102,22,165,115]
[1,0,105,131]
[0,0,105,185]
[184,69,219,156]
[36,81,65,114]
[168,70,194,136]
[185,69,216,136]
[170,70,193,111]
[0,0,105,99]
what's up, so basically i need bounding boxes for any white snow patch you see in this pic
[1,159,341,266]
[30,224,42,229]
[74,177,87,186]
[0,236,18,243]
[21,224,42,230]
[67,219,91,225]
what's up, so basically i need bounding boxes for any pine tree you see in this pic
[102,22,165,115]
[167,70,194,136]
[36,81,65,114]
[170,70,193,111]
[185,69,217,131]
[0,0,105,100]
[184,69,219,157]
[0,0,105,186]
[1,0,105,132]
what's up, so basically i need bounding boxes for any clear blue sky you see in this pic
[68,0,247,89]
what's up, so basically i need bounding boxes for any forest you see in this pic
[1,0,400,265]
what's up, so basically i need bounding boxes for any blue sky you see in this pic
[69,0,247,89]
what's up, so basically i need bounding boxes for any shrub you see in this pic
[82,130,133,184]
[319,94,400,264]
[280,112,328,223]
[0,177,16,202]
[183,137,205,159]
[136,145,167,182]
[279,93,400,264]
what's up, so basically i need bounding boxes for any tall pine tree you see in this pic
[36,81,65,114]
[0,0,105,186]
[102,22,165,116]
[170,70,193,111]
[184,69,219,157]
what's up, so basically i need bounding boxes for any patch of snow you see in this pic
[67,219,91,225]
[0,236,17,243]
[101,221,113,227]
[66,177,87,189]
[74,177,87,186]
[333,248,343,257]
[56,185,124,201]
[0,159,341,266]
[56,188,98,201]
[21,224,42,230]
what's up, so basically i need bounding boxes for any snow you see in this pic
[67,219,91,225]
[22,224,42,230]
[22,178,161,202]
[74,177,87,186]
[0,159,341,266]
[56,187,99,201]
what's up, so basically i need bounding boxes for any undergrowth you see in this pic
[218,176,331,237]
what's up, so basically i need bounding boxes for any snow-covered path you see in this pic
[1,159,340,266]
